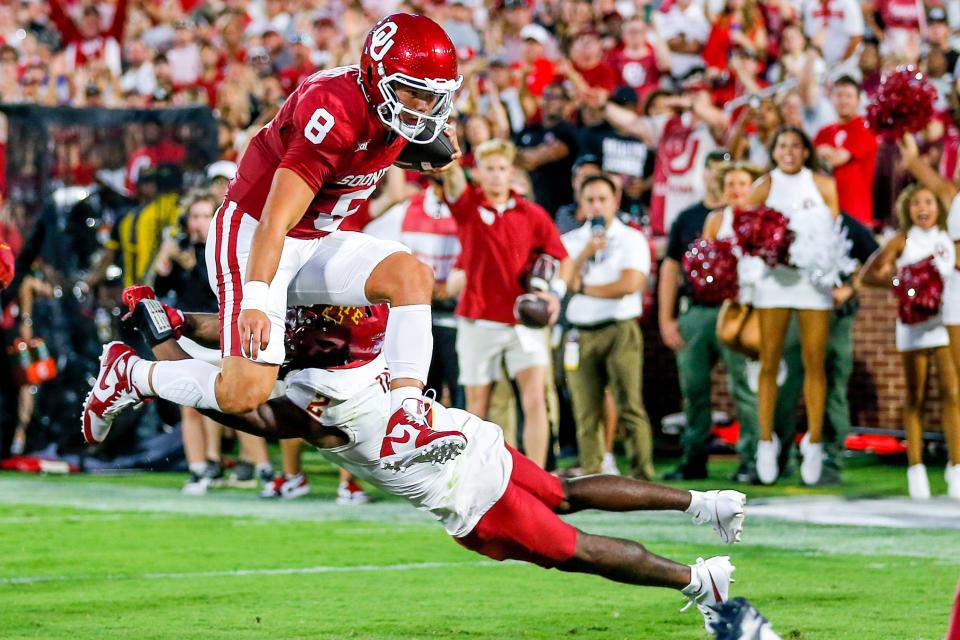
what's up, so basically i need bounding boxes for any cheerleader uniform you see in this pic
[895,225,955,352]
[717,206,765,305]
[754,168,835,310]
[942,194,960,326]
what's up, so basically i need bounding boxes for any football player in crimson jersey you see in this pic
[123,291,747,632]
[82,14,469,470]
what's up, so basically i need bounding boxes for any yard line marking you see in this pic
[0,560,505,586]
[0,513,176,524]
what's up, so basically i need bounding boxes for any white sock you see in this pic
[188,462,207,476]
[685,490,705,515]
[256,463,274,477]
[384,304,432,411]
[147,359,222,411]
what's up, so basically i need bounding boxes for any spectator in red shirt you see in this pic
[48,0,128,76]
[605,16,671,104]
[278,36,316,96]
[702,0,768,73]
[441,139,574,468]
[814,76,878,225]
[569,29,618,93]
[515,23,555,97]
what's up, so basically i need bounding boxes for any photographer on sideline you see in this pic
[561,174,655,480]
[152,188,274,494]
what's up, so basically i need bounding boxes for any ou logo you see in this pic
[369,21,398,61]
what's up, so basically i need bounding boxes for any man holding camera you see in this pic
[561,174,654,480]
[442,139,573,468]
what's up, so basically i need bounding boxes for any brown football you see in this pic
[514,293,550,328]
[394,124,456,171]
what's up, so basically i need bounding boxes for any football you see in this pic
[513,293,551,328]
[394,124,457,171]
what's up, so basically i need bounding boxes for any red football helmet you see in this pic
[359,13,462,144]
[284,304,389,371]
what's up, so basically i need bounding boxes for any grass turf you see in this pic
[1,455,957,639]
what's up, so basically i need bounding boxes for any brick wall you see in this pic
[642,286,946,433]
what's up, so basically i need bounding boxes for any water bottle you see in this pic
[563,329,580,372]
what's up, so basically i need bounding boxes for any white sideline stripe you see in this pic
[0,560,504,586]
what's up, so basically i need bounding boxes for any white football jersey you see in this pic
[282,356,513,537]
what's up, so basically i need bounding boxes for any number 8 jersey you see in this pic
[227,66,408,239]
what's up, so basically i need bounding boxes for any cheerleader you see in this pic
[746,126,840,486]
[704,162,768,304]
[862,184,960,499]
[899,133,960,494]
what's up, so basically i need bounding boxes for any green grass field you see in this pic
[1,453,958,640]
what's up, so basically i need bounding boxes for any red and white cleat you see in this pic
[335,480,370,505]
[380,396,467,472]
[81,342,145,445]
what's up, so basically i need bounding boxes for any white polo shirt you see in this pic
[561,218,651,326]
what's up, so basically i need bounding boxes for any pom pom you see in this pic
[893,257,945,324]
[733,206,794,268]
[866,66,937,142]
[682,238,740,304]
[788,210,858,289]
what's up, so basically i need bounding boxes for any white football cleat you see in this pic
[799,434,824,486]
[907,464,931,499]
[755,436,780,485]
[688,490,746,544]
[945,464,960,500]
[81,342,145,445]
[681,555,735,631]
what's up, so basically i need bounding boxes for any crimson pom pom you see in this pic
[733,206,794,268]
[682,238,739,304]
[866,66,937,142]
[893,257,944,324]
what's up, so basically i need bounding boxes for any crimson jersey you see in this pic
[449,185,568,325]
[227,66,407,239]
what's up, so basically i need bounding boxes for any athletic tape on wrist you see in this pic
[240,281,270,312]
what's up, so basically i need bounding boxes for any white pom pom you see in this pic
[788,210,857,289]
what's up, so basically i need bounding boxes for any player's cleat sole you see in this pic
[381,436,466,472]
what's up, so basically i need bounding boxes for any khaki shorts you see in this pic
[455,318,548,386]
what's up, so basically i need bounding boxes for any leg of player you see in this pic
[558,475,746,544]
[365,251,469,468]
[364,251,434,410]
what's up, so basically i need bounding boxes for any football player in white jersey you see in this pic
[121,287,747,632]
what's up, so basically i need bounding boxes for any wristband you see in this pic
[549,278,567,300]
[240,280,270,312]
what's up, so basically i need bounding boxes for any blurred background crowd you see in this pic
[1,0,958,498]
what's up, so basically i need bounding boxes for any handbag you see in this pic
[716,299,760,359]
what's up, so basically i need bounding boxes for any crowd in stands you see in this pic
[3,0,960,498]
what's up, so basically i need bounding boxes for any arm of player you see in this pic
[239,168,316,360]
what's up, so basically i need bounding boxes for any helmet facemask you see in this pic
[376,73,461,143]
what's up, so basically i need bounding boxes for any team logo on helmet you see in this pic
[359,14,462,144]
